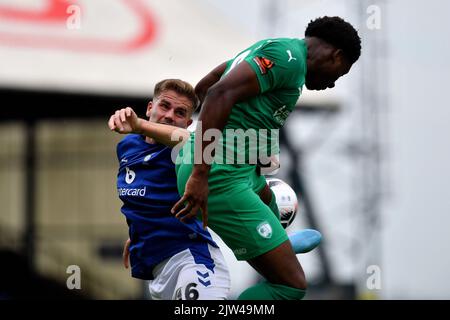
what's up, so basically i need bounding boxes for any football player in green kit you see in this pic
[172,16,362,300]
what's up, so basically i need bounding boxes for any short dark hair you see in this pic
[305,16,361,64]
[154,79,199,112]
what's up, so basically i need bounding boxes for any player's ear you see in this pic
[332,49,344,65]
[146,101,153,118]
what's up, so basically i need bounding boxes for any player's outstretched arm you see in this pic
[172,62,261,228]
[108,107,190,148]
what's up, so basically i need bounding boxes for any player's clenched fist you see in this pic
[108,107,144,134]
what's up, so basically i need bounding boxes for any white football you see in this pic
[266,177,299,228]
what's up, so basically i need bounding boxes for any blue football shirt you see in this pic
[116,134,218,280]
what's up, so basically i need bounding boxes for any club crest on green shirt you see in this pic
[257,221,273,239]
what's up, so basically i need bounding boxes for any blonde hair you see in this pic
[154,79,199,112]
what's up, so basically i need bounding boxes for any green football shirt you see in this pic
[215,38,308,165]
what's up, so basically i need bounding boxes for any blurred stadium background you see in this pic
[1,0,449,299]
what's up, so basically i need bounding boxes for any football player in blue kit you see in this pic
[112,79,230,300]
[109,79,321,300]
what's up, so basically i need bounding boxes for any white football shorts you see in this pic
[148,244,231,300]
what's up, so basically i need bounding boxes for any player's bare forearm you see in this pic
[109,107,189,148]
[192,88,234,175]
[140,121,189,148]
[195,61,228,105]
[192,61,261,175]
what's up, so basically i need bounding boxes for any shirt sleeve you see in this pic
[244,41,305,94]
